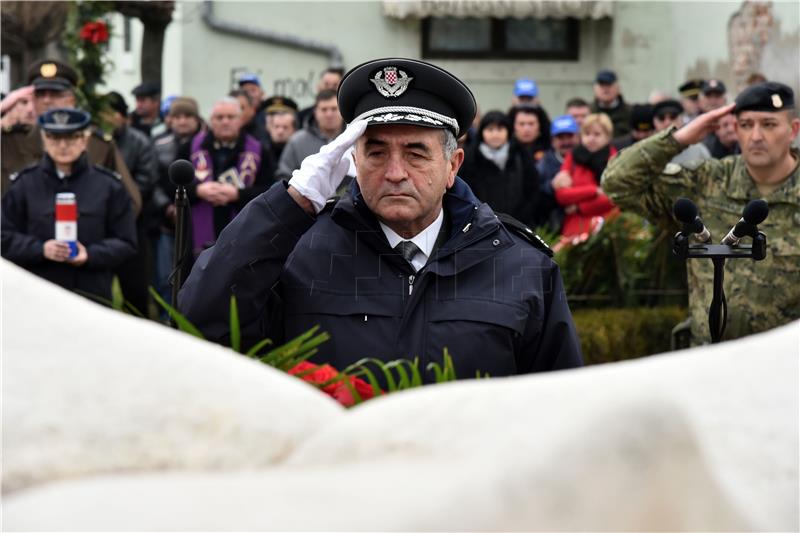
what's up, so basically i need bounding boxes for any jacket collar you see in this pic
[40,152,89,180]
[330,177,509,274]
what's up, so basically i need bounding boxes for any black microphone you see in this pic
[169,159,195,187]
[720,199,769,246]
[673,197,711,243]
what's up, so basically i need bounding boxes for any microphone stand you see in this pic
[672,232,767,343]
[170,184,189,327]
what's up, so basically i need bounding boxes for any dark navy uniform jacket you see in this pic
[179,178,582,381]
[2,154,137,301]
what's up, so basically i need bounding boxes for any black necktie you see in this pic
[395,240,421,268]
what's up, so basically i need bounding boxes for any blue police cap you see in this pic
[514,78,538,97]
[734,82,795,114]
[551,114,578,136]
[38,108,91,133]
[338,58,476,137]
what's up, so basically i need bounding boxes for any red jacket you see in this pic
[554,147,617,237]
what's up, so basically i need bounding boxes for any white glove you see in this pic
[288,119,367,213]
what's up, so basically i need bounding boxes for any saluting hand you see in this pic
[673,103,735,147]
[288,119,368,214]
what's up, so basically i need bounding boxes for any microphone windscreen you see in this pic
[743,199,769,225]
[169,159,196,187]
[673,197,698,224]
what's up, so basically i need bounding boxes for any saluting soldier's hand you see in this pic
[288,119,368,214]
[673,103,735,146]
[66,242,88,267]
[43,240,71,262]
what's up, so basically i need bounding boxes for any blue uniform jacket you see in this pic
[2,154,137,301]
[179,178,582,381]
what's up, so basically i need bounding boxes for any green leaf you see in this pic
[149,287,204,339]
[229,295,241,353]
[245,337,274,357]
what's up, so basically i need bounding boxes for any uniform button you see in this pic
[493,239,500,246]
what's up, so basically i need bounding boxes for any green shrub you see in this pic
[573,306,688,365]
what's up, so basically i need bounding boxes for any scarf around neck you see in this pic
[572,144,611,179]
[478,142,510,170]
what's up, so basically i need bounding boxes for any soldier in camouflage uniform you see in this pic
[603,82,800,344]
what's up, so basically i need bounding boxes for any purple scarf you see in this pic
[190,132,261,254]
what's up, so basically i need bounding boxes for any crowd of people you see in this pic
[1,57,796,348]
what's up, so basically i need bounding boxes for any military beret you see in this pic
[264,96,298,114]
[27,60,77,91]
[132,81,161,97]
[338,58,476,137]
[734,81,795,113]
[653,99,683,118]
[702,79,726,95]
[38,108,91,133]
[678,79,704,98]
[628,104,655,131]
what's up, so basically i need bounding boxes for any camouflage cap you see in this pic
[27,60,78,91]
[734,82,795,114]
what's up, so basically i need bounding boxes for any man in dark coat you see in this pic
[591,69,632,137]
[179,58,582,383]
[1,109,137,302]
[104,91,160,315]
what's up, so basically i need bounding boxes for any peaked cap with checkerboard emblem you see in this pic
[338,58,476,137]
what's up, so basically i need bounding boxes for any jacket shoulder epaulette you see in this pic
[92,164,122,181]
[8,163,39,183]
[495,212,553,257]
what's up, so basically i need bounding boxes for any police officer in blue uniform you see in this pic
[179,58,582,381]
[1,108,137,302]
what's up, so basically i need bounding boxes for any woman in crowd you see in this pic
[458,110,542,228]
[552,113,618,239]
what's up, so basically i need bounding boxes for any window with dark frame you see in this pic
[422,17,579,60]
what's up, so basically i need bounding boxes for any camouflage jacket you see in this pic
[602,128,800,344]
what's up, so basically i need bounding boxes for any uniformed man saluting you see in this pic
[1,109,137,303]
[0,59,141,216]
[179,58,583,381]
[603,82,800,344]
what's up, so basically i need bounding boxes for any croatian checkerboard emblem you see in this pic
[371,67,412,98]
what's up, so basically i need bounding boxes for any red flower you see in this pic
[288,361,381,407]
[331,375,379,407]
[288,361,339,391]
[79,21,109,44]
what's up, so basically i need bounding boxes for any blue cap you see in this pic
[238,73,261,87]
[38,108,91,133]
[595,69,617,84]
[514,78,538,97]
[550,114,578,136]
[161,94,177,116]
